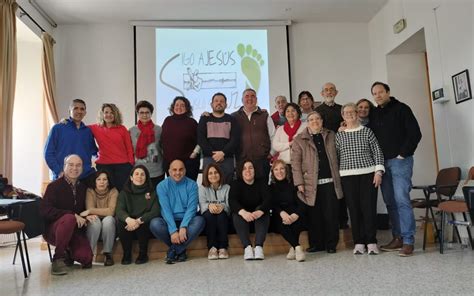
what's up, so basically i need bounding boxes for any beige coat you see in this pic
[291,127,343,206]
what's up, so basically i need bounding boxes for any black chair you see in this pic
[412,167,461,250]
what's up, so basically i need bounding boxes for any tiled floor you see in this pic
[1,230,474,295]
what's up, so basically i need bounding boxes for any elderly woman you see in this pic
[271,95,288,127]
[199,163,231,260]
[270,159,306,262]
[89,103,134,191]
[80,170,118,266]
[229,160,271,260]
[336,103,385,255]
[129,100,165,188]
[161,96,200,181]
[297,91,316,122]
[291,111,343,254]
[115,165,160,265]
[272,103,306,165]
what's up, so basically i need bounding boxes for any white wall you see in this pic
[13,39,43,195]
[369,0,474,176]
[54,24,135,127]
[289,22,372,104]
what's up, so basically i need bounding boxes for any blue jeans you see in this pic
[149,216,205,255]
[381,156,416,245]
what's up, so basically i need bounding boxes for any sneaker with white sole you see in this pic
[367,243,379,255]
[295,246,305,262]
[353,244,366,255]
[286,247,295,260]
[208,247,218,260]
[244,245,254,260]
[254,246,264,260]
[218,248,229,259]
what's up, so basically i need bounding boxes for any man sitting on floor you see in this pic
[40,154,93,275]
[150,159,205,264]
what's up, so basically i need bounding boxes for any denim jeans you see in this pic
[381,156,416,245]
[149,216,205,255]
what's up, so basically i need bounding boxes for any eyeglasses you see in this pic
[138,111,151,115]
[343,111,357,115]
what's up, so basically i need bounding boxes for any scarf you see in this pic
[136,120,155,159]
[283,119,302,142]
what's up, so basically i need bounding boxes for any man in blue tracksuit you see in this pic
[44,99,97,181]
[150,159,205,264]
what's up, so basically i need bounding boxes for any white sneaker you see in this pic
[244,245,254,260]
[295,246,305,262]
[208,247,218,260]
[254,246,264,260]
[353,244,366,255]
[367,243,379,255]
[286,247,296,260]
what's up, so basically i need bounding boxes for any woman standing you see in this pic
[297,91,316,122]
[229,160,271,260]
[291,111,343,254]
[129,100,165,188]
[161,97,200,181]
[115,165,160,265]
[272,103,306,165]
[336,103,384,255]
[81,170,118,266]
[199,164,230,260]
[89,103,134,191]
[356,98,375,126]
[270,160,306,262]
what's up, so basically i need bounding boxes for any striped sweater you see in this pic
[335,126,385,177]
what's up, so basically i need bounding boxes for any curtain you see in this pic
[41,32,58,123]
[0,0,18,180]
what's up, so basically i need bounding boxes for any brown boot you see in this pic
[380,237,403,252]
[398,244,414,257]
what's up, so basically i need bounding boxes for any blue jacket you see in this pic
[157,176,198,234]
[44,118,98,179]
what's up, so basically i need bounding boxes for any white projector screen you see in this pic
[136,25,290,124]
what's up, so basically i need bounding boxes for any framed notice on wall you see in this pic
[452,69,472,104]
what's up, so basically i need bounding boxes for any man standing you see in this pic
[44,99,97,181]
[232,88,275,183]
[370,81,422,257]
[315,82,348,229]
[150,159,205,264]
[198,92,240,184]
[40,154,93,275]
[271,95,288,127]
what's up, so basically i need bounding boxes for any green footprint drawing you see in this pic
[237,43,264,92]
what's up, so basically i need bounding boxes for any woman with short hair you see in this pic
[129,100,165,188]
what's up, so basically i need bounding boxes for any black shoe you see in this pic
[165,248,176,265]
[64,250,74,266]
[306,246,325,253]
[327,248,337,254]
[82,262,92,269]
[177,251,187,262]
[104,253,115,266]
[135,254,149,265]
[121,253,132,265]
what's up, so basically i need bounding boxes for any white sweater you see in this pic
[272,122,307,164]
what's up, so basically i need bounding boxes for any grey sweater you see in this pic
[129,125,164,178]
[198,184,230,215]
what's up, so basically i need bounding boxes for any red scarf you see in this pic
[283,119,302,142]
[136,120,155,159]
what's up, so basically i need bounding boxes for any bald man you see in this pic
[40,154,93,275]
[150,160,205,264]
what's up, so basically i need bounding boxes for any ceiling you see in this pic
[32,0,388,25]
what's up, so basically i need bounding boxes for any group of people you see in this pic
[40,81,422,276]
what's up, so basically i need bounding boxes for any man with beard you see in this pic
[198,92,240,184]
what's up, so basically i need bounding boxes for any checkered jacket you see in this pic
[335,126,385,176]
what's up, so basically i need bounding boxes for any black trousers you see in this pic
[307,183,339,250]
[342,173,378,244]
[117,220,152,257]
[232,213,270,247]
[202,210,229,249]
[339,197,349,226]
[150,174,165,190]
[275,214,305,248]
[96,163,133,191]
